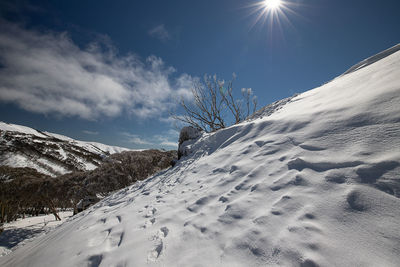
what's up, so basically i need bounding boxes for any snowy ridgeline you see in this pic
[0,122,132,176]
[1,45,400,266]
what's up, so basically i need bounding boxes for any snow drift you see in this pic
[1,44,400,266]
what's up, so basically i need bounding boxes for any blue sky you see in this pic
[0,0,399,150]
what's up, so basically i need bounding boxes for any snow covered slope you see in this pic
[341,43,400,76]
[0,211,73,257]
[1,45,400,266]
[0,122,131,176]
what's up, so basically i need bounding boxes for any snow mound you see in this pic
[1,46,400,266]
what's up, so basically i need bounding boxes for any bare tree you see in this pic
[241,87,258,120]
[172,74,257,132]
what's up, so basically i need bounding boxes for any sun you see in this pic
[245,0,296,35]
[263,0,282,10]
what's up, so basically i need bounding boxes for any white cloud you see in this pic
[122,132,153,146]
[0,21,193,120]
[121,130,178,149]
[159,140,178,147]
[174,74,197,100]
[148,24,171,42]
[153,129,179,148]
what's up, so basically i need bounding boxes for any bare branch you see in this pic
[172,74,257,132]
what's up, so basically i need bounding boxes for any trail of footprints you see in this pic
[87,215,125,251]
[84,215,126,267]
[139,204,170,261]
[98,138,328,263]
[139,205,157,228]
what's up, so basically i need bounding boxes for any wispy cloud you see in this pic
[0,21,192,120]
[122,132,153,146]
[148,24,171,42]
[82,130,99,135]
[121,130,178,149]
[153,129,179,148]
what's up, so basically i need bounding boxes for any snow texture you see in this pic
[1,45,400,266]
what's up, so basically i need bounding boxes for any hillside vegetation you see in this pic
[0,150,176,223]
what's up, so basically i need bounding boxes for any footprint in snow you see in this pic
[88,215,124,250]
[143,218,156,228]
[141,206,157,229]
[147,227,169,262]
[145,207,157,218]
[104,229,125,250]
[87,254,103,267]
[254,140,274,147]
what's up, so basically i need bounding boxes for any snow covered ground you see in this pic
[0,211,73,257]
[42,131,132,155]
[0,45,399,266]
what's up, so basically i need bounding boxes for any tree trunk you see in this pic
[47,200,61,221]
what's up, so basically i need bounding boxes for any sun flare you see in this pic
[245,0,298,37]
[264,0,282,10]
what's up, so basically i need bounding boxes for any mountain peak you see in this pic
[0,122,131,176]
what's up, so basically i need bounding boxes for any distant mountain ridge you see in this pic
[0,121,131,176]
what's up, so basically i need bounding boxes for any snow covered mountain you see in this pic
[1,44,400,266]
[0,122,131,176]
